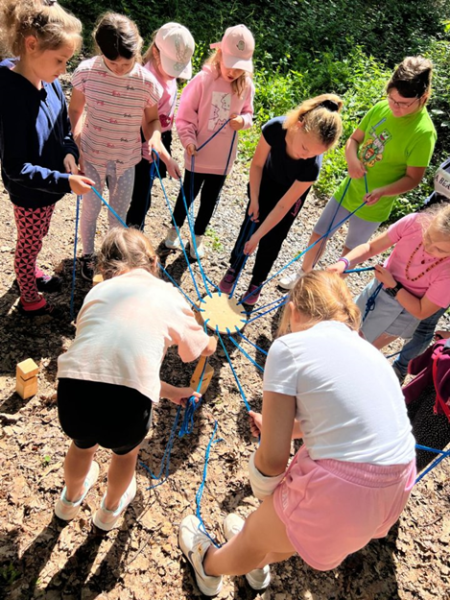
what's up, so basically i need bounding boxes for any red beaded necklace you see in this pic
[405,241,448,282]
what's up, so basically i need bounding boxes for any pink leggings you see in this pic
[13,204,55,303]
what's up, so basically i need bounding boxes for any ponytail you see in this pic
[284,93,344,147]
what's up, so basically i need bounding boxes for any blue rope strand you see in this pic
[344,266,375,274]
[196,420,222,548]
[158,264,200,310]
[235,330,268,356]
[90,186,127,227]
[362,282,383,322]
[245,298,288,325]
[230,221,257,298]
[196,119,231,152]
[242,294,288,316]
[415,447,450,484]
[140,406,182,490]
[238,199,368,305]
[150,153,204,303]
[226,330,264,372]
[216,329,251,412]
[385,350,401,360]
[70,195,81,321]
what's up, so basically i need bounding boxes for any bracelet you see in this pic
[337,257,350,270]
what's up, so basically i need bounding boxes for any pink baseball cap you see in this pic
[155,22,195,80]
[210,25,254,73]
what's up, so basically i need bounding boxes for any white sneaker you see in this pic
[164,227,183,250]
[278,267,305,291]
[190,235,205,260]
[223,513,271,590]
[179,515,222,596]
[54,461,100,521]
[93,476,137,531]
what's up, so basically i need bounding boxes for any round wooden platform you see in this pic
[200,292,247,334]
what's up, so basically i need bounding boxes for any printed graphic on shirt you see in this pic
[360,128,392,168]
[208,91,231,131]
[435,167,450,200]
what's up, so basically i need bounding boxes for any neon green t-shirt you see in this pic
[336,100,436,222]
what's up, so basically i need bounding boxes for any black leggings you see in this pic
[57,378,153,455]
[229,178,306,285]
[172,169,227,236]
[127,130,172,230]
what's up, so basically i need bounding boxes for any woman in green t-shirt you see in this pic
[280,56,436,290]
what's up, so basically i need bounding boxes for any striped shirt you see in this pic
[72,56,162,176]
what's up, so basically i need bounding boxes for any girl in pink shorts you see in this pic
[179,271,416,596]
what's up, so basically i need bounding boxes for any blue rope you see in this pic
[242,294,288,316]
[226,330,264,372]
[70,195,81,321]
[245,298,288,325]
[196,420,223,548]
[362,282,383,322]
[90,186,127,227]
[158,264,200,310]
[344,266,375,274]
[415,445,450,484]
[196,119,231,152]
[149,153,204,303]
[385,350,401,360]
[230,220,257,298]
[312,176,353,269]
[178,177,212,297]
[216,328,252,412]
[238,199,368,305]
[235,330,268,356]
[140,406,182,490]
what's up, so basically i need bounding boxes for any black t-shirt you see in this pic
[261,117,322,199]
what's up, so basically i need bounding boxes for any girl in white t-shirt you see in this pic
[179,271,416,596]
[55,228,216,531]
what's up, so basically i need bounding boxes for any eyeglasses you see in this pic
[387,95,419,109]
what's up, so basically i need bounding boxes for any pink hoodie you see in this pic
[175,65,254,175]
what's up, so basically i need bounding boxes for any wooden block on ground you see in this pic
[16,376,38,400]
[190,356,214,396]
[16,358,39,381]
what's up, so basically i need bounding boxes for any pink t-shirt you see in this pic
[57,269,210,401]
[386,213,450,308]
[141,61,177,161]
[175,66,254,175]
[72,56,162,176]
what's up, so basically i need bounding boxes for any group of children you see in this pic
[1,0,450,596]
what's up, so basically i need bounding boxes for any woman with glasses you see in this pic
[279,56,436,290]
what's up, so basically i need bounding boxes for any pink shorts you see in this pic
[273,446,416,571]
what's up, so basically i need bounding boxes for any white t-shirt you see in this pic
[57,269,209,402]
[264,321,416,465]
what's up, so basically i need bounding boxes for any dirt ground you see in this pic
[1,75,450,600]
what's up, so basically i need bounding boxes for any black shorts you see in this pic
[57,378,153,455]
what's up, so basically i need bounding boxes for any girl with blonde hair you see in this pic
[219,94,343,305]
[180,271,416,596]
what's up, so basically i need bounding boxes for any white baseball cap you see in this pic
[155,22,195,79]
[210,25,255,73]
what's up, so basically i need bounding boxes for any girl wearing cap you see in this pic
[69,13,180,281]
[127,23,195,231]
[280,56,437,291]
[164,24,255,259]
[219,95,344,306]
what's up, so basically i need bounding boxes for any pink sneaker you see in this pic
[241,284,261,306]
[219,268,237,294]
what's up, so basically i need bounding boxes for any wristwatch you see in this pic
[385,281,403,298]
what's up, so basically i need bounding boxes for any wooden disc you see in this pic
[199,292,247,334]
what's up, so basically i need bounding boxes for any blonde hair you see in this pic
[98,228,158,280]
[387,56,432,102]
[284,94,343,147]
[278,271,361,336]
[419,203,450,237]
[142,28,158,66]
[205,49,252,98]
[0,0,82,57]
[93,12,143,62]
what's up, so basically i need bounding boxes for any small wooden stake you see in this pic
[190,356,214,396]
[16,358,39,399]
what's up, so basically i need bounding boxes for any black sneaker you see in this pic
[80,254,96,281]
[36,274,63,292]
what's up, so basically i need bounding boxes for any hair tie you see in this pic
[319,99,339,112]
[43,0,58,5]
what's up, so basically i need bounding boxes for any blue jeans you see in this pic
[393,307,447,377]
